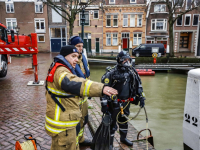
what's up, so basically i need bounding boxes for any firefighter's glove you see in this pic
[139,96,145,108]
[101,105,108,114]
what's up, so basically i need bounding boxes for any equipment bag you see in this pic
[137,129,154,147]
[15,134,41,150]
[91,113,112,150]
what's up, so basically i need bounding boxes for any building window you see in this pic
[133,33,142,45]
[35,4,43,13]
[94,10,99,19]
[113,15,118,27]
[109,0,115,4]
[80,11,89,26]
[137,15,142,27]
[106,33,111,46]
[84,11,89,26]
[6,3,14,13]
[123,15,128,27]
[34,18,45,33]
[184,14,191,26]
[112,33,118,45]
[151,19,167,31]
[6,18,17,31]
[154,4,166,12]
[37,34,45,42]
[130,14,135,27]
[174,0,183,7]
[106,15,111,27]
[186,0,191,10]
[130,0,136,3]
[193,14,199,26]
[122,33,129,38]
[176,15,182,26]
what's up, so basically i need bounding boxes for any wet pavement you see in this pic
[0,53,155,150]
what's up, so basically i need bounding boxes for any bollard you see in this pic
[153,58,156,64]
[183,69,200,150]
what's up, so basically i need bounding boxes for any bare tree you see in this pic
[43,0,100,37]
[163,0,200,57]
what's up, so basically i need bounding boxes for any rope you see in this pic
[144,107,148,150]
[20,140,35,150]
[116,101,142,124]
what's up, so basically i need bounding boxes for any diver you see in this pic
[100,50,146,149]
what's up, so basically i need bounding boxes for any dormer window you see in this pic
[130,0,136,3]
[154,4,166,12]
[109,0,115,4]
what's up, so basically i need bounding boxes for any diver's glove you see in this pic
[101,105,108,114]
[139,96,145,108]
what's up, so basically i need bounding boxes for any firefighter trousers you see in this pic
[50,128,79,150]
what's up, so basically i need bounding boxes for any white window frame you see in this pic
[184,14,191,26]
[112,33,118,46]
[123,14,128,27]
[176,14,182,26]
[109,0,115,4]
[35,3,43,13]
[133,33,142,45]
[37,34,45,42]
[130,0,136,3]
[151,19,167,31]
[130,14,135,27]
[193,14,199,26]
[93,10,99,19]
[113,15,118,27]
[137,15,142,27]
[6,18,17,31]
[79,11,90,26]
[154,4,166,12]
[106,33,111,46]
[185,0,192,10]
[5,3,14,13]
[106,15,111,27]
[34,18,45,33]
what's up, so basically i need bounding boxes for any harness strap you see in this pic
[51,93,65,112]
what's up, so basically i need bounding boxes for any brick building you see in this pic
[146,0,169,50]
[0,0,50,52]
[102,0,147,53]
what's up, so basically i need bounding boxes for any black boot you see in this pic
[109,135,114,150]
[119,129,133,146]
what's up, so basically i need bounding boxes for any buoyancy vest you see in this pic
[75,54,90,79]
[46,60,76,112]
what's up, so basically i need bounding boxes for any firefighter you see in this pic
[68,36,91,146]
[45,45,118,150]
[100,51,146,149]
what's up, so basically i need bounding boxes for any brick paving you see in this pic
[0,53,155,150]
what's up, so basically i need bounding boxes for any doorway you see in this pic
[50,27,66,52]
[95,38,99,53]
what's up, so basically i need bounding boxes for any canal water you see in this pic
[90,65,187,150]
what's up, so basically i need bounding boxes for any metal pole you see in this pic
[81,7,85,44]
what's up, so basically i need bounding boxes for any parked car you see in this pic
[132,43,166,57]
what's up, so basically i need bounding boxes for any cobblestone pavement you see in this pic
[0,53,155,150]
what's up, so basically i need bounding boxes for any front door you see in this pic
[95,38,99,53]
[180,36,189,48]
[123,38,129,51]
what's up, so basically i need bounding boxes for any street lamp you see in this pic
[80,0,88,46]
[15,26,20,45]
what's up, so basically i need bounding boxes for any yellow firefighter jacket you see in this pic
[45,65,104,137]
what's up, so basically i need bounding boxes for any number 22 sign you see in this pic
[185,113,198,127]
